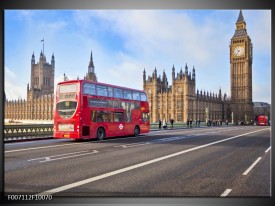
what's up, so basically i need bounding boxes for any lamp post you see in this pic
[205,107,209,125]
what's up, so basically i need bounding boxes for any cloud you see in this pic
[4,10,271,104]
[5,67,16,78]
[246,10,271,54]
[4,66,27,100]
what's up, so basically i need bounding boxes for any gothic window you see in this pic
[177,113,182,121]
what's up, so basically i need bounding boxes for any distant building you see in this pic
[229,10,253,122]
[5,51,55,120]
[253,102,271,118]
[84,51,97,81]
[143,65,230,122]
[4,50,97,121]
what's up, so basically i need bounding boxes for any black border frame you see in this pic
[1,0,273,205]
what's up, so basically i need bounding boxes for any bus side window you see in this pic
[114,112,124,122]
[97,111,103,122]
[90,110,96,122]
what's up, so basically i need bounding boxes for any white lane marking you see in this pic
[115,142,151,148]
[39,150,98,163]
[265,146,271,153]
[5,139,68,146]
[242,157,262,176]
[5,142,86,153]
[220,189,232,197]
[28,150,90,161]
[37,128,268,195]
[115,136,192,149]
[29,150,98,163]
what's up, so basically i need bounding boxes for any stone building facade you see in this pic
[5,51,55,120]
[143,10,253,123]
[229,10,253,122]
[5,50,97,121]
[143,65,230,122]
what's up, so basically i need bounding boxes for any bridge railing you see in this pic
[4,122,214,139]
[4,124,53,138]
[3,123,192,137]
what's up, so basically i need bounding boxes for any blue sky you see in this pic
[4,10,271,103]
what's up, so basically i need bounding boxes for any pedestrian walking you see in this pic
[170,118,174,129]
[158,119,162,129]
[187,119,189,128]
[163,118,167,129]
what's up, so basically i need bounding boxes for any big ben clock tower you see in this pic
[230,10,253,122]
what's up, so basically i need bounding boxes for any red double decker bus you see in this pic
[257,115,269,126]
[53,80,150,140]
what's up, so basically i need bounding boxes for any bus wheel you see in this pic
[97,127,105,141]
[134,126,140,137]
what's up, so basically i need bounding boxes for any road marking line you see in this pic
[39,150,98,163]
[220,189,232,197]
[37,128,268,195]
[5,142,87,153]
[116,142,151,148]
[114,136,193,149]
[28,150,90,161]
[265,146,271,153]
[242,157,262,176]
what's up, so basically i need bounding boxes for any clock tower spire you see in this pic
[230,10,253,123]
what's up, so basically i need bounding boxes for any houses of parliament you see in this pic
[4,50,97,121]
[5,10,254,123]
[143,10,253,123]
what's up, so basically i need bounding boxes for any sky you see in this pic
[4,10,271,104]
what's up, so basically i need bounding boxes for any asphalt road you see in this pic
[4,125,271,197]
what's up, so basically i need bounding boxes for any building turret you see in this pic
[88,50,95,73]
[172,64,175,83]
[143,68,146,90]
[192,66,195,81]
[180,67,183,79]
[153,67,157,79]
[185,63,188,75]
[84,50,97,81]
[31,52,35,65]
[39,50,44,62]
[51,53,55,66]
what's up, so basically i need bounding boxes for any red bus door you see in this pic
[110,111,125,137]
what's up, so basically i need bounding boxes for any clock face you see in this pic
[233,46,245,57]
[148,89,151,94]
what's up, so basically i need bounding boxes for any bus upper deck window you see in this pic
[114,88,123,98]
[132,92,140,101]
[108,87,113,97]
[83,83,96,95]
[140,92,147,101]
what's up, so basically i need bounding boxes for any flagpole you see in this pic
[43,38,44,55]
[41,38,44,55]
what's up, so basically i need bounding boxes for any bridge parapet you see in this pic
[4,124,53,138]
